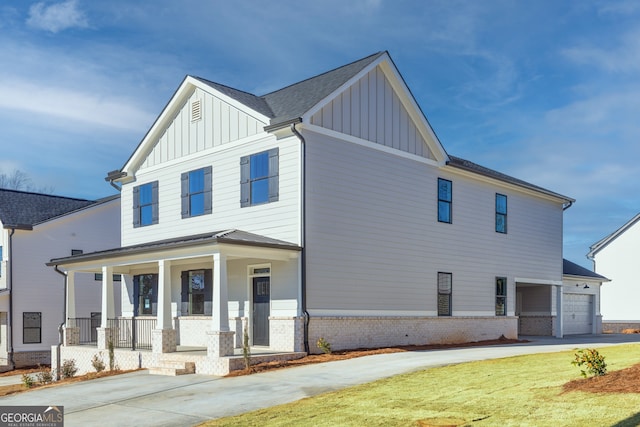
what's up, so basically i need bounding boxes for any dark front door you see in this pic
[252,276,270,346]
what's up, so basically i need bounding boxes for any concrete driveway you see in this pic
[1,334,639,427]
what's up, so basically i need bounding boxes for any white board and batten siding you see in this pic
[310,65,435,160]
[303,128,564,317]
[11,198,121,353]
[139,87,266,170]
[593,220,640,321]
[123,84,300,247]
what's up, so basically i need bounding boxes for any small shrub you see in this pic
[61,359,78,379]
[108,339,115,371]
[91,353,105,373]
[21,373,34,389]
[572,348,607,378]
[243,318,251,370]
[316,337,332,354]
[35,365,53,385]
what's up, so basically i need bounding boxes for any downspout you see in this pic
[291,122,310,354]
[8,229,15,369]
[53,265,67,381]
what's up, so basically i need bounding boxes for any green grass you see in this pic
[203,344,640,427]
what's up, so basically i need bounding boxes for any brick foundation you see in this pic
[519,315,553,335]
[307,316,518,353]
[14,351,51,367]
[602,321,640,333]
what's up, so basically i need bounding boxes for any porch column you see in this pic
[207,252,234,357]
[157,260,172,329]
[212,252,229,332]
[555,285,563,338]
[152,259,176,353]
[97,266,115,350]
[64,271,79,345]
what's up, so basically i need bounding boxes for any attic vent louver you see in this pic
[191,99,202,122]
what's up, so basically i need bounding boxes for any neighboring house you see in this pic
[0,189,120,368]
[588,213,640,331]
[49,51,581,376]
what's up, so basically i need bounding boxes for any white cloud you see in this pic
[562,28,640,73]
[27,0,89,33]
[0,78,153,131]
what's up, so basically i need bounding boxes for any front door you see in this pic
[252,276,270,346]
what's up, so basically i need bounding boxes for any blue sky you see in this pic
[1,0,639,268]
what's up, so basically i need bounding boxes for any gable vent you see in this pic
[191,99,202,122]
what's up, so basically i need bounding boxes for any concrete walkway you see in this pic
[1,334,639,426]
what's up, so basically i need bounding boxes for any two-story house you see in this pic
[0,189,120,369]
[49,51,578,376]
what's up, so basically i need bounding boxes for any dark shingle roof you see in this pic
[563,258,609,281]
[0,189,96,228]
[193,52,385,128]
[261,52,385,126]
[447,155,574,202]
[48,229,300,266]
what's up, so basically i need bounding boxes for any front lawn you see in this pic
[203,344,640,426]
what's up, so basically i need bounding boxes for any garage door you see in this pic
[563,293,593,335]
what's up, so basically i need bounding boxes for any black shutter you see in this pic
[203,166,213,214]
[133,275,140,316]
[181,172,189,218]
[181,271,189,305]
[240,155,250,207]
[268,148,279,202]
[132,186,140,228]
[151,274,159,306]
[151,181,159,225]
[204,269,213,305]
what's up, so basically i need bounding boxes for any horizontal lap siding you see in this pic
[122,135,300,246]
[304,130,563,315]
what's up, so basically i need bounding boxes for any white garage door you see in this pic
[563,293,593,335]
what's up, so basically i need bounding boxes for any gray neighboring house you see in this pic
[0,189,120,368]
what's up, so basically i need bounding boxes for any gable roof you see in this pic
[563,258,609,281]
[447,156,574,203]
[194,52,386,128]
[0,189,115,228]
[587,212,640,259]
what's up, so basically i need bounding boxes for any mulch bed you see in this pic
[563,363,640,394]
[226,337,525,377]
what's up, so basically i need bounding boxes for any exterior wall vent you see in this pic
[191,99,202,122]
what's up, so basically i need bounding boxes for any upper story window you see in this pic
[181,166,212,218]
[437,178,452,223]
[496,277,507,316]
[496,194,507,233]
[133,181,159,228]
[437,272,452,316]
[240,148,279,207]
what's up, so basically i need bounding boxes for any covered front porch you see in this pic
[515,278,564,338]
[49,230,305,376]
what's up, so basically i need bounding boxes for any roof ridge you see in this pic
[0,187,92,202]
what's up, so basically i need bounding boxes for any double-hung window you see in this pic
[240,148,279,207]
[438,178,452,223]
[181,166,212,218]
[496,277,507,316]
[437,272,452,316]
[496,194,507,233]
[23,312,41,344]
[133,181,159,227]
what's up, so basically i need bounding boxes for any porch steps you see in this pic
[148,359,195,376]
